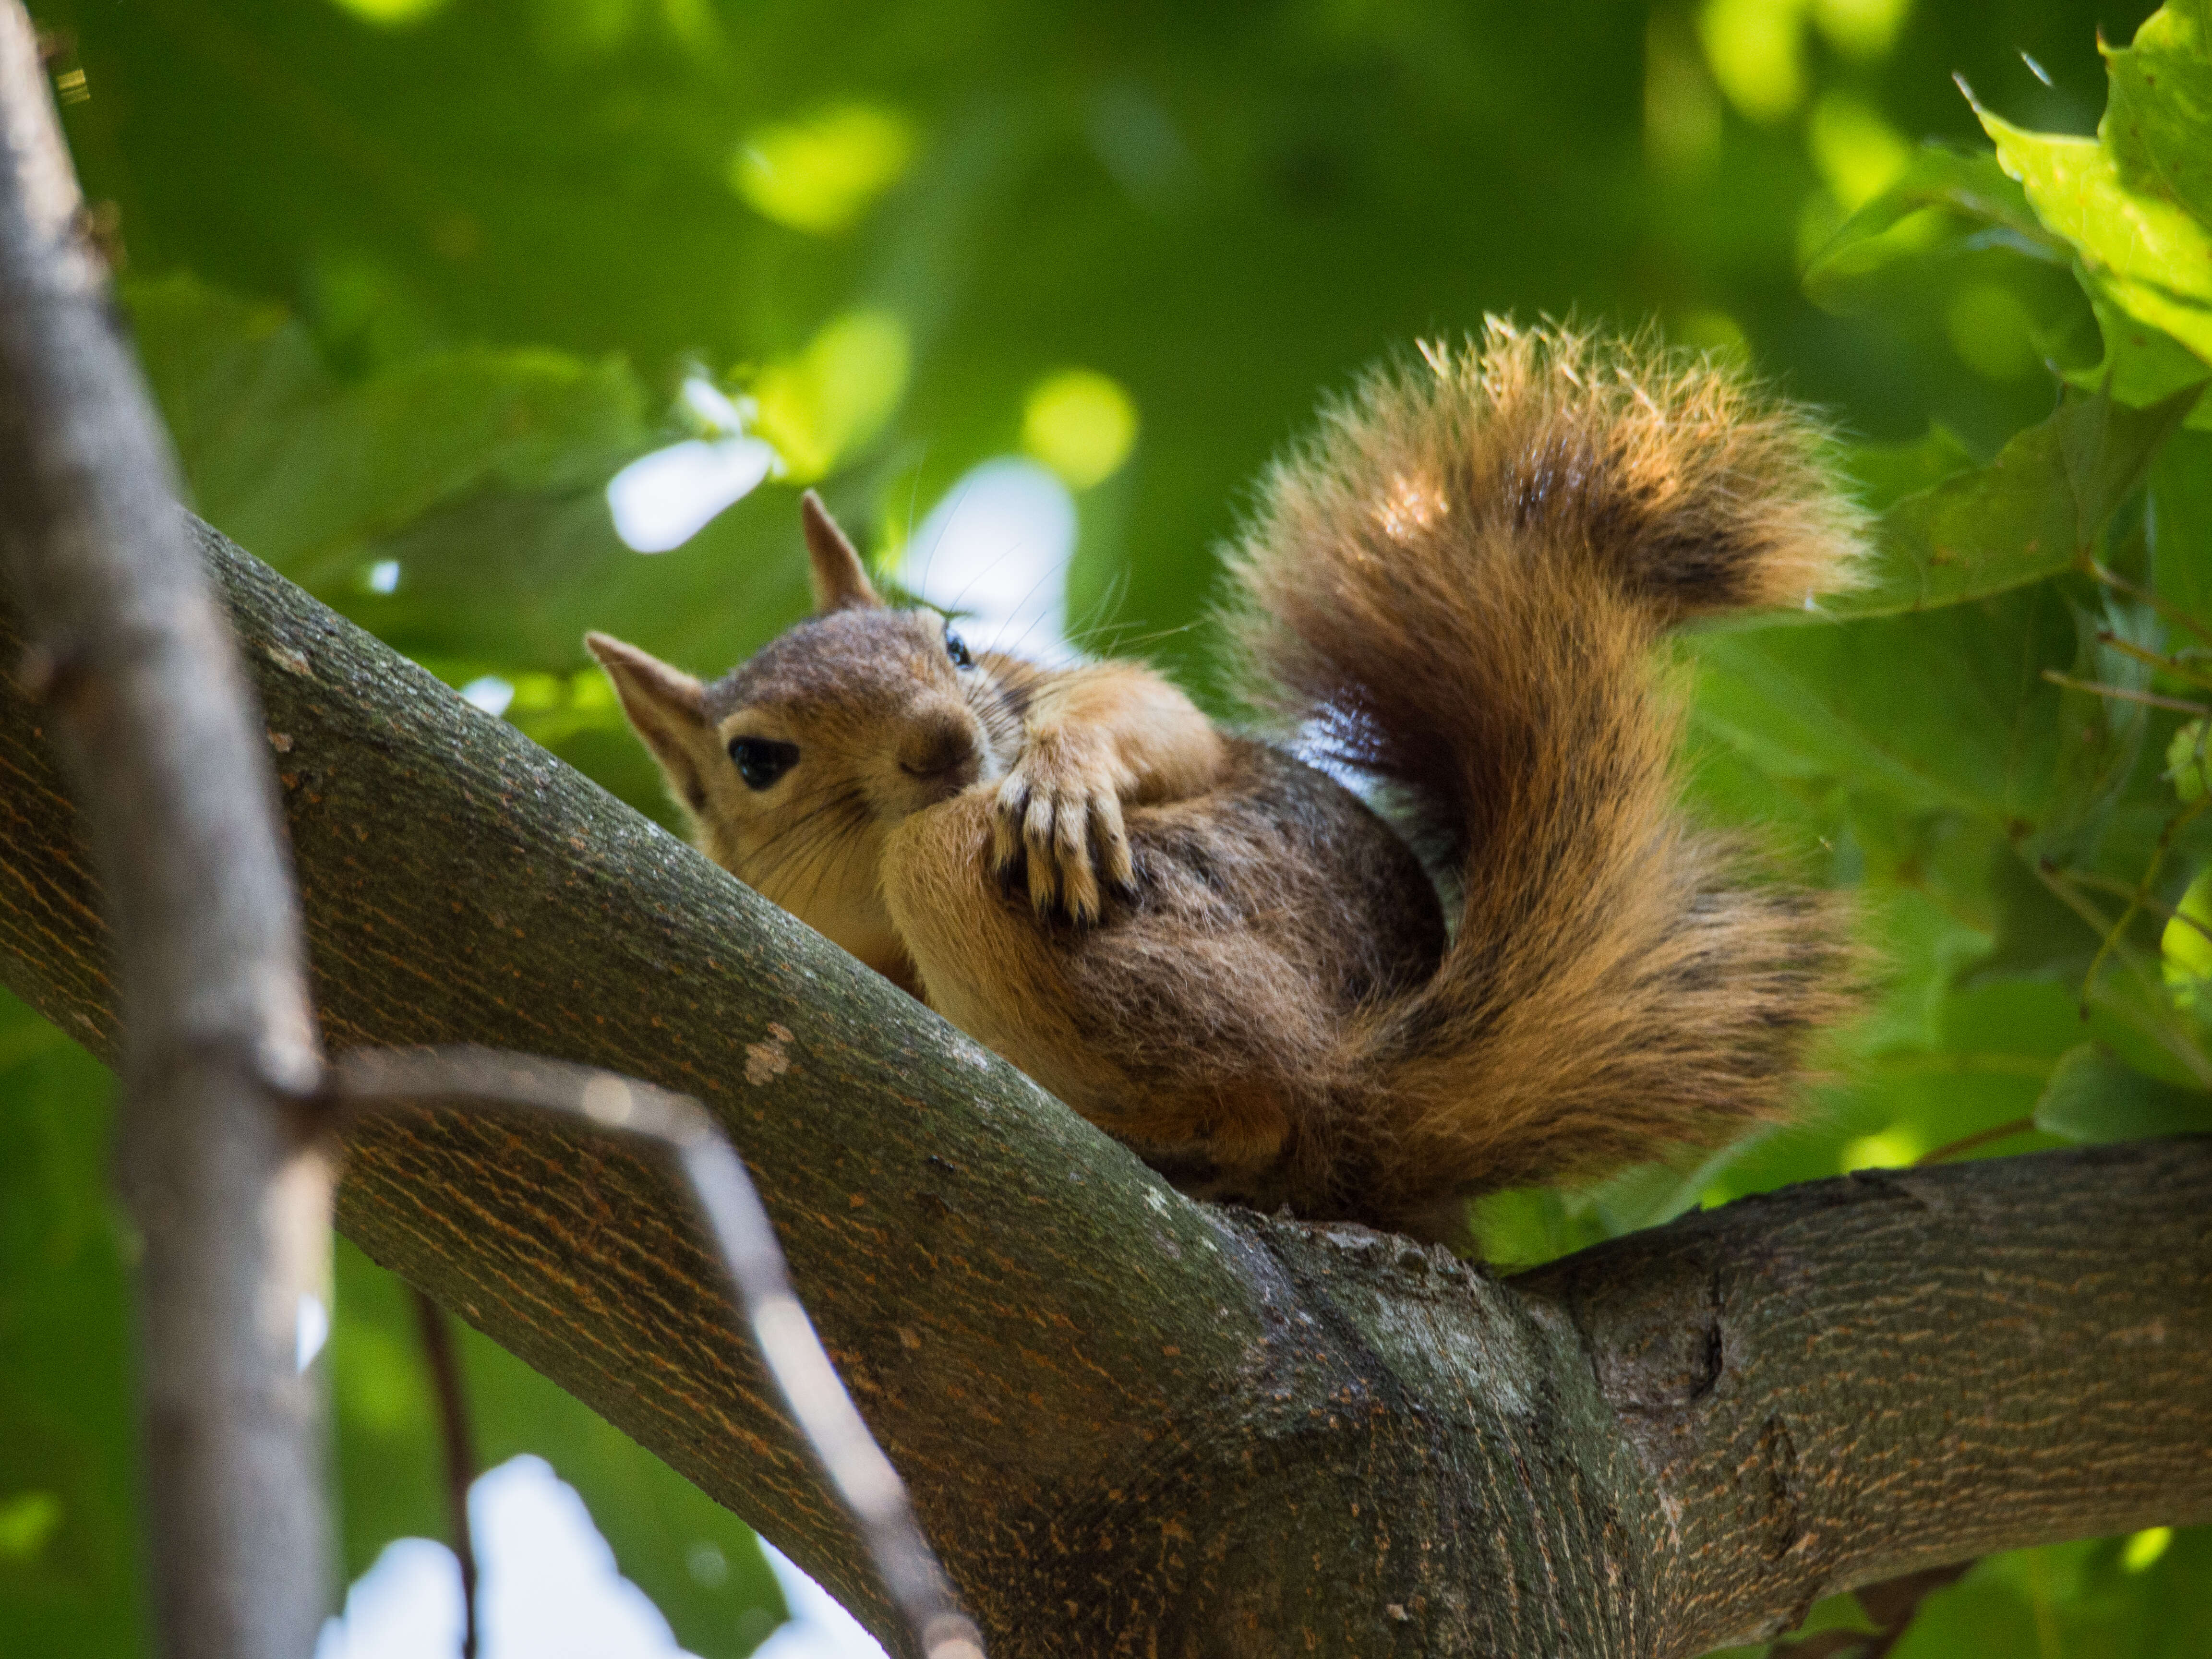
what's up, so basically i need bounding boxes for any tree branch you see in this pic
[331,1047,986,1659]
[0,517,2206,1656]
[1516,1151,2212,1649]
[0,12,329,1656]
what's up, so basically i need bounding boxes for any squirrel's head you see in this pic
[587,494,1022,989]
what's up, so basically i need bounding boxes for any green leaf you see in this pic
[2162,867,2212,998]
[1839,426,1976,516]
[2033,1042,2212,1141]
[1976,109,2212,373]
[130,272,830,682]
[1830,385,2201,619]
[1801,145,2104,394]
[2104,3,2212,237]
[0,994,148,1658]
[2068,288,2212,416]
[1796,1590,1882,1638]
[1695,583,2097,837]
[128,273,652,578]
[2167,722,2207,804]
[1803,145,2067,312]
[2151,429,2212,624]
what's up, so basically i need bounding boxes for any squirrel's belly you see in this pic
[883,740,1444,1203]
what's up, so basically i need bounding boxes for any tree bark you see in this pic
[1518,1154,2212,1650]
[0,13,330,1658]
[0,517,2207,1657]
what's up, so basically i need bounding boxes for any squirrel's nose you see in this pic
[898,713,981,793]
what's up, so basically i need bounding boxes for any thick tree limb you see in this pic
[0,13,329,1657]
[0,519,2207,1656]
[1519,1152,2212,1649]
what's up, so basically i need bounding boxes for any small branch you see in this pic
[1916,1118,2036,1166]
[411,1288,480,1659]
[2057,866,2212,944]
[2085,557,2212,649]
[2032,861,2212,1086]
[2039,669,2209,717]
[2094,630,2212,693]
[329,1047,986,1659]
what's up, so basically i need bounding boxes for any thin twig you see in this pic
[2084,557,2212,648]
[327,1047,986,1659]
[1916,1118,2038,1166]
[2039,669,2210,717]
[2057,866,2212,949]
[2094,630,2212,693]
[411,1288,480,1659]
[2076,794,2210,1021]
[2034,861,2212,1087]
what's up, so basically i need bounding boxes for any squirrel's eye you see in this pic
[944,629,974,670]
[727,736,799,791]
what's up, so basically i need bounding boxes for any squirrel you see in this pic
[587,321,1866,1240]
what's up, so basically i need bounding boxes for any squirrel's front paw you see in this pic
[991,739,1135,926]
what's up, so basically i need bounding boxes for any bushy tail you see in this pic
[1225,320,1866,1231]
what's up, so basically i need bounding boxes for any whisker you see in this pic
[748,790,870,890]
[1062,565,1133,654]
[905,445,932,588]
[919,470,982,604]
[986,553,1070,661]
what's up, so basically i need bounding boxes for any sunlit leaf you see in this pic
[1022,370,1140,491]
[731,105,916,236]
[749,311,912,483]
[2161,868,2212,1000]
[1976,108,2212,372]
[2103,4,2212,235]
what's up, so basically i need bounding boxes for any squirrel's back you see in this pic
[1224,320,1866,1229]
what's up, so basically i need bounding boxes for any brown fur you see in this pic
[592,328,1867,1239]
[1221,320,1866,1230]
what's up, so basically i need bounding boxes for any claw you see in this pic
[1057,800,1098,924]
[1024,789,1059,915]
[991,782,1028,879]
[1093,793,1132,893]
[997,741,1140,925]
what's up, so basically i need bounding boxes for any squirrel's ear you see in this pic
[800,491,882,613]
[585,631,715,815]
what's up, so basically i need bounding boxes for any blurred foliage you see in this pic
[0,991,785,1659]
[330,1235,786,1651]
[6,0,2212,1653]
